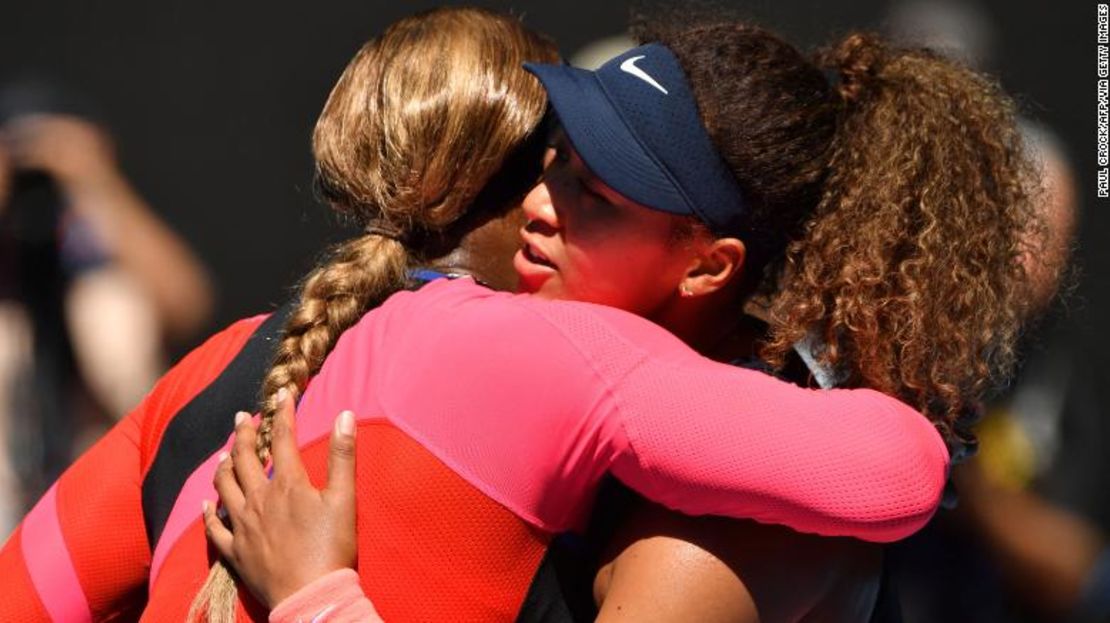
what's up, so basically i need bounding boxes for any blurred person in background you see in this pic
[0,82,213,536]
[883,2,1107,621]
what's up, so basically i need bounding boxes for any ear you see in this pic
[679,237,746,297]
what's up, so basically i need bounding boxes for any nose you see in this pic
[521,180,560,232]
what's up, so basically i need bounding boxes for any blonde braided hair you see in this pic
[189,7,556,620]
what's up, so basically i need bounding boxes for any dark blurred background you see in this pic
[1,2,1105,621]
[0,0,1095,343]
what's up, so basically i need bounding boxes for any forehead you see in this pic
[550,144,682,242]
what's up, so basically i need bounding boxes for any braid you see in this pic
[190,7,558,619]
[189,233,409,623]
[255,234,408,461]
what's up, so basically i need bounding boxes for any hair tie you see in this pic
[365,219,405,241]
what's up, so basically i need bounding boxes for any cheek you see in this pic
[563,240,683,312]
[622,250,688,310]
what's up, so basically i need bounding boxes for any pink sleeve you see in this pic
[269,569,381,623]
[536,295,949,541]
[609,359,947,541]
[365,280,949,541]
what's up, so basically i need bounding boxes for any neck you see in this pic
[421,206,526,292]
[425,247,480,279]
[424,244,517,292]
[651,290,764,364]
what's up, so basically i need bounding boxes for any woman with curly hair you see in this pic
[206,12,1040,623]
[0,7,1035,623]
[576,19,1040,621]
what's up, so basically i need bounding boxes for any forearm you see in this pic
[65,173,213,340]
[267,558,756,623]
[611,357,949,542]
[66,268,164,417]
[269,570,382,623]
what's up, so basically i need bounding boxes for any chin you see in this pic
[514,268,553,296]
[517,277,568,301]
[533,283,567,300]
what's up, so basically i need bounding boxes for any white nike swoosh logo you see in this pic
[619,56,668,94]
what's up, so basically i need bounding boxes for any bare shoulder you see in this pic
[595,499,881,623]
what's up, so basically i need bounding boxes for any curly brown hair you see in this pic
[636,18,1039,442]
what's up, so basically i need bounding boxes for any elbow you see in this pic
[861,395,951,542]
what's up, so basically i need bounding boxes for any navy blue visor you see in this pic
[525,43,749,237]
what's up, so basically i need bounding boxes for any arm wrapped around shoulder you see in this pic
[608,356,949,543]
[377,280,948,541]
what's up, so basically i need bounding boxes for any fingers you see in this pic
[270,387,309,483]
[231,411,268,493]
[325,411,357,499]
[213,451,245,518]
[202,500,234,560]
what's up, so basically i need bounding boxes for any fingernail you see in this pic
[234,411,248,426]
[337,411,355,436]
[218,451,229,463]
[202,500,210,515]
[276,387,288,404]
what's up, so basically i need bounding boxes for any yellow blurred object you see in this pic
[976,407,1037,491]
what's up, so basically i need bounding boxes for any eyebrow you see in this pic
[550,132,624,203]
[579,171,609,197]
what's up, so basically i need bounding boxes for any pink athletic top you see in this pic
[300,277,948,537]
[0,277,948,622]
[264,277,949,622]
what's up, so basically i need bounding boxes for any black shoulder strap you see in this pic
[141,303,293,549]
[140,271,448,550]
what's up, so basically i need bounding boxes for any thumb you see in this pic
[325,410,357,500]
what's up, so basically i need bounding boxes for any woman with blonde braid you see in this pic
[208,12,1040,623]
[0,7,1024,623]
[0,8,556,620]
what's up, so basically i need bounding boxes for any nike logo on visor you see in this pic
[619,56,668,94]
